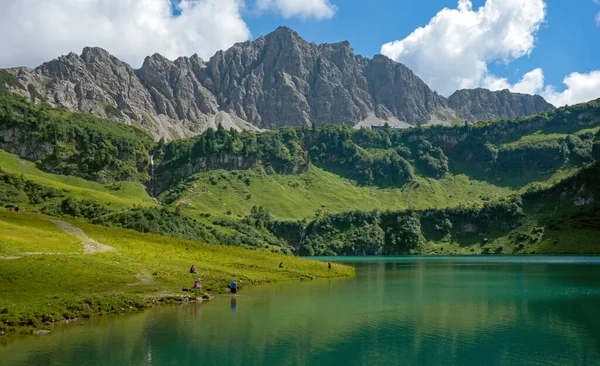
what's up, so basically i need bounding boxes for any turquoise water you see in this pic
[2,256,600,365]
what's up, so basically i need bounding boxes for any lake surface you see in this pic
[2,256,600,365]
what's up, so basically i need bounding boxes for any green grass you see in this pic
[502,132,569,148]
[0,149,154,208]
[0,211,353,335]
[0,213,81,255]
[502,126,600,149]
[165,166,514,220]
[0,71,25,90]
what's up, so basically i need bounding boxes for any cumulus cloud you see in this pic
[381,0,547,96]
[482,68,545,95]
[256,0,337,20]
[481,68,600,106]
[0,0,251,68]
[543,71,600,106]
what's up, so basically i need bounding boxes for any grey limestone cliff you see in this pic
[1,27,554,141]
[448,88,555,122]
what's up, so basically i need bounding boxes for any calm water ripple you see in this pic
[2,256,600,365]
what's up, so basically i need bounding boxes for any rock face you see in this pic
[2,27,555,140]
[448,88,555,122]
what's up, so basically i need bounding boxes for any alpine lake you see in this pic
[2,256,600,365]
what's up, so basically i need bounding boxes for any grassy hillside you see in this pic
[0,211,353,335]
[0,92,598,256]
[163,166,513,220]
[0,149,154,208]
[0,91,154,183]
[0,155,296,255]
[155,99,600,216]
[296,163,600,256]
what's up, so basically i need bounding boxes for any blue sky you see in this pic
[237,0,600,104]
[0,0,598,105]
[243,0,599,90]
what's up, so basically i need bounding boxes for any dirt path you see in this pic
[49,220,117,254]
[1,220,117,260]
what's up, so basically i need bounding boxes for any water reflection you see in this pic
[231,297,237,313]
[2,257,600,365]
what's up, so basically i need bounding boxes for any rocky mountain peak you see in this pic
[81,47,113,62]
[142,53,173,69]
[2,26,556,141]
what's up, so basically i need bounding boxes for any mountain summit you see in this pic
[2,27,554,140]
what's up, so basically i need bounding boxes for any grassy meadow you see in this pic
[0,211,353,335]
[165,166,514,220]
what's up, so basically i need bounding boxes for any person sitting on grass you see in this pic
[193,278,202,290]
[279,262,284,268]
[190,265,198,274]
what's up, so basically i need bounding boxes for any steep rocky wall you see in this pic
[2,27,556,142]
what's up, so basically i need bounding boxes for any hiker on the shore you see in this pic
[14,206,19,213]
[279,262,284,268]
[8,207,12,212]
[328,261,332,270]
[193,278,202,289]
[230,280,237,298]
[190,265,198,274]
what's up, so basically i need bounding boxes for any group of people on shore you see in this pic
[187,260,332,297]
[189,264,238,297]
[6,206,19,213]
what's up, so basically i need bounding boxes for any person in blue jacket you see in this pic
[230,280,237,298]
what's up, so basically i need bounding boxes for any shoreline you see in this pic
[0,211,355,338]
[0,272,353,338]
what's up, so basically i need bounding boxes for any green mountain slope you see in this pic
[162,166,513,220]
[0,149,154,207]
[296,162,600,256]
[1,90,599,257]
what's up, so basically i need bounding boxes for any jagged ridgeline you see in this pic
[1,27,554,141]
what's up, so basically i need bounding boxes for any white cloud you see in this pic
[596,12,600,26]
[543,71,600,106]
[256,0,337,20]
[381,0,547,96]
[482,68,600,106]
[0,0,251,68]
[483,68,545,95]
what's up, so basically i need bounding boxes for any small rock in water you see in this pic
[34,330,51,335]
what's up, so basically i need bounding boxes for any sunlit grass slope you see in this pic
[0,211,353,334]
[0,149,154,207]
[165,166,514,220]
